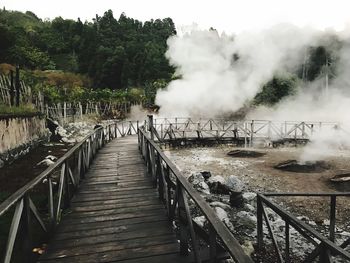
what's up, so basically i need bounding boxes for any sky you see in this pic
[2,0,350,33]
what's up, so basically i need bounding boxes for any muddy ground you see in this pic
[164,145,350,228]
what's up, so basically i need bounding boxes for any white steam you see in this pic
[155,24,350,162]
[156,25,318,117]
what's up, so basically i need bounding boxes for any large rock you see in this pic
[193,216,207,228]
[196,181,210,195]
[226,175,245,192]
[188,173,205,185]
[200,171,212,180]
[207,175,231,194]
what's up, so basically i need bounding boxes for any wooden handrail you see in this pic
[0,120,139,263]
[138,127,253,263]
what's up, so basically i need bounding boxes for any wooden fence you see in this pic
[46,101,143,125]
[257,193,350,262]
[150,118,341,147]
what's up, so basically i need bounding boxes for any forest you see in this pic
[0,7,339,109]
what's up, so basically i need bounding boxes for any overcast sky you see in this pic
[2,0,350,33]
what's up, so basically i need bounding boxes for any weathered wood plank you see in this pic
[40,135,186,263]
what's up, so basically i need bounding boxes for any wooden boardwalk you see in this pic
[39,136,190,263]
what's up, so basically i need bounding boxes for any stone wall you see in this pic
[0,114,50,167]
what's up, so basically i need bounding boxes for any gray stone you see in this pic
[0,159,4,168]
[193,216,207,228]
[226,175,244,192]
[188,173,205,185]
[236,211,257,228]
[242,192,256,203]
[208,175,231,194]
[196,181,210,195]
[210,201,231,210]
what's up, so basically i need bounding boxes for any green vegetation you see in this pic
[254,73,299,106]
[0,103,38,116]
[0,7,341,110]
[0,8,175,91]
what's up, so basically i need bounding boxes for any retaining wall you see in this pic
[0,114,50,167]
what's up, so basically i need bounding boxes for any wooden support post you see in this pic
[15,65,20,107]
[209,223,217,263]
[250,120,254,147]
[257,196,264,252]
[285,221,290,263]
[10,70,14,106]
[329,196,336,242]
[177,184,189,256]
[22,194,33,262]
[48,177,55,231]
[148,115,154,140]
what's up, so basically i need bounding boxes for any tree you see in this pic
[254,74,298,106]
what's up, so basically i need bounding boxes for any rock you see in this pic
[36,158,55,167]
[210,201,231,210]
[230,191,244,207]
[226,175,245,192]
[208,175,226,184]
[208,175,231,194]
[193,216,207,228]
[45,155,57,161]
[236,211,257,228]
[244,204,255,212]
[196,181,210,195]
[241,241,255,256]
[242,192,256,203]
[200,171,212,180]
[188,173,205,185]
[215,207,228,221]
[0,159,4,168]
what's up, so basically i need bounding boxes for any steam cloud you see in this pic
[155,24,350,162]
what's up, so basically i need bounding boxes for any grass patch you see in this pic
[0,104,40,117]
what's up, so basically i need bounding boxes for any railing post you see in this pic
[22,194,33,262]
[156,153,164,200]
[148,115,154,140]
[209,223,217,263]
[48,177,55,231]
[329,196,336,242]
[177,184,189,256]
[257,195,264,252]
[15,65,20,107]
[10,70,15,106]
[285,221,290,263]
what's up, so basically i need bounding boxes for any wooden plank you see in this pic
[61,209,166,225]
[41,234,176,260]
[53,220,173,241]
[71,199,161,212]
[39,135,186,263]
[71,191,158,203]
[67,204,164,218]
[39,243,180,263]
[47,224,174,249]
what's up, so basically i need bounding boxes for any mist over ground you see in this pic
[155,24,350,162]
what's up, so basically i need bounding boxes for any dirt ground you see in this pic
[0,143,70,202]
[164,145,350,227]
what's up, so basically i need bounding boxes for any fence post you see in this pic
[15,65,20,107]
[257,195,264,252]
[10,70,15,106]
[148,115,154,140]
[23,194,33,262]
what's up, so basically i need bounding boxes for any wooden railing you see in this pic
[138,122,253,263]
[257,193,350,263]
[151,118,341,146]
[0,121,138,263]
